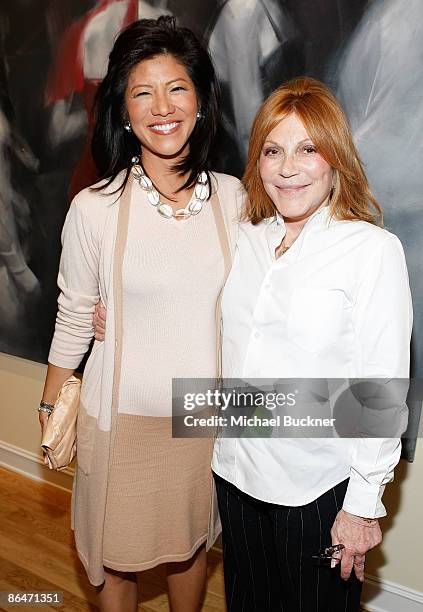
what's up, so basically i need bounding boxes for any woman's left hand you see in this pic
[330,509,382,582]
[93,301,106,341]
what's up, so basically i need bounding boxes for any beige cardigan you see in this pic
[49,171,242,585]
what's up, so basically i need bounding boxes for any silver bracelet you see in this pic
[38,401,54,415]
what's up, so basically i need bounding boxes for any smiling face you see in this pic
[125,54,199,162]
[259,113,333,223]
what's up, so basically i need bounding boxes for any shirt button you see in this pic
[253,330,260,340]
[264,283,271,290]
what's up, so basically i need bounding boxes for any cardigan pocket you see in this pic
[76,401,96,475]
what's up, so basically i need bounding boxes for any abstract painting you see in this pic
[0,0,421,456]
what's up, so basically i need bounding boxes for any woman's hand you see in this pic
[93,301,107,341]
[39,364,75,466]
[330,509,382,582]
[38,411,50,465]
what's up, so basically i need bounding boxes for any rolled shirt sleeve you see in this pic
[342,235,413,518]
[48,196,100,369]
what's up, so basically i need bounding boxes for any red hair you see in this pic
[242,77,382,225]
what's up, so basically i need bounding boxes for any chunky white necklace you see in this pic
[131,157,209,220]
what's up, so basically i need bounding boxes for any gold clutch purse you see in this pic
[41,375,81,471]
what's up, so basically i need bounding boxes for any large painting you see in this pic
[1,0,421,456]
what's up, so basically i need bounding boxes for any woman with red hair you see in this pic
[212,76,412,611]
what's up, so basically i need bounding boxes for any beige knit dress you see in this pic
[48,171,242,585]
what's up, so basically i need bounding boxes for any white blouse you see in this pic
[212,206,413,517]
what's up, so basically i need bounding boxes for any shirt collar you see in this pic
[265,205,331,260]
[272,204,330,228]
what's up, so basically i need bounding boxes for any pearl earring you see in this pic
[124,121,132,132]
[196,110,203,120]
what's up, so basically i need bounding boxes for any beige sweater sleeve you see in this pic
[48,194,100,368]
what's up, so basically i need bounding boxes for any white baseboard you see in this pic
[362,574,423,612]
[0,440,74,492]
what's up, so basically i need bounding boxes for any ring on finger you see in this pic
[354,557,366,567]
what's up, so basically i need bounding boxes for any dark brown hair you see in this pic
[92,16,220,195]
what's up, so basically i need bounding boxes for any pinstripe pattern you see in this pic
[333,486,340,512]
[285,508,293,588]
[214,474,363,612]
[275,511,284,612]
[299,508,303,611]
[344,587,350,612]
[241,502,257,607]
[258,514,271,611]
[226,489,238,610]
[315,500,322,611]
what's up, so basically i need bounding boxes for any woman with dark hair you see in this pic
[39,16,241,611]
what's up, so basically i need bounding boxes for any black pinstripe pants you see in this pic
[214,474,362,612]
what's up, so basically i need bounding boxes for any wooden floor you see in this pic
[0,466,367,612]
[0,467,226,611]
